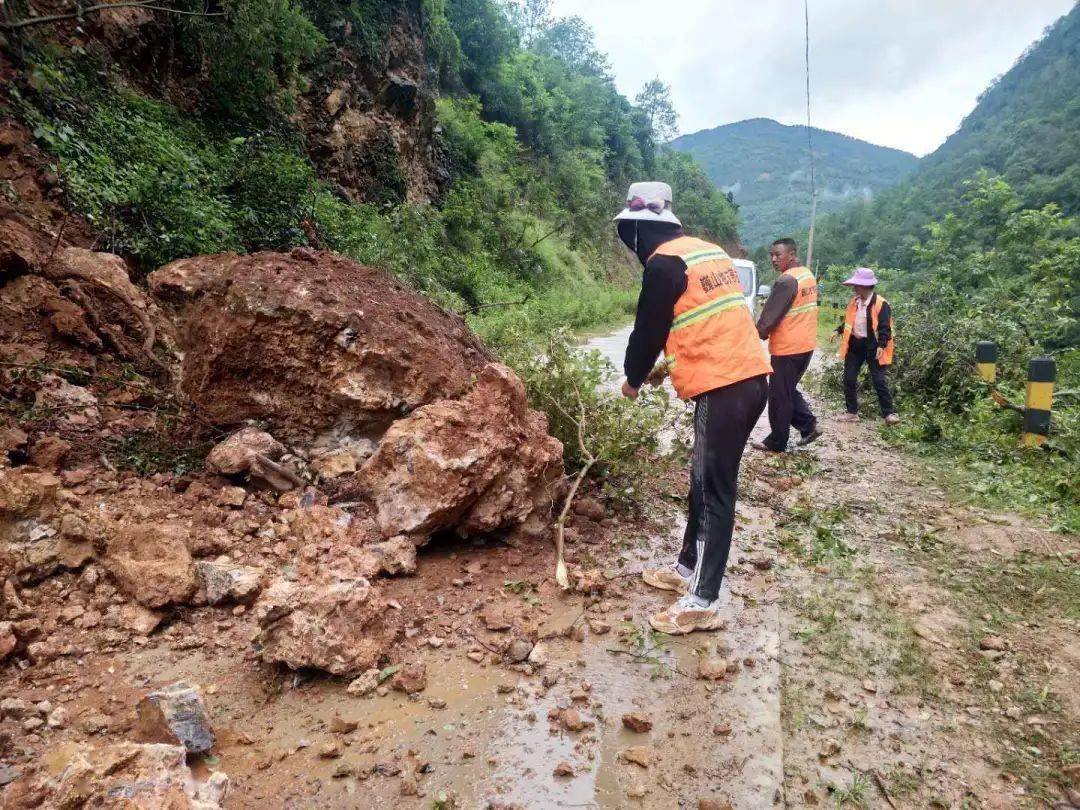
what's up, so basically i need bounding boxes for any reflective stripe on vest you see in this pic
[653,236,772,400]
[769,266,818,356]
[839,294,894,366]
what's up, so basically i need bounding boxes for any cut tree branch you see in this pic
[543,380,595,590]
[527,221,569,249]
[457,295,530,316]
[1,1,225,30]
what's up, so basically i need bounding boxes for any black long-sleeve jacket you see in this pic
[623,253,687,387]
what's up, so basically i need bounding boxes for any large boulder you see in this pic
[252,572,387,676]
[149,250,562,547]
[357,363,563,540]
[148,250,492,440]
[1,742,227,809]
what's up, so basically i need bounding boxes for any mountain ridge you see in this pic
[669,117,917,248]
[810,3,1080,268]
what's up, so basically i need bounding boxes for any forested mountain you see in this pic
[812,1,1080,268]
[668,118,916,248]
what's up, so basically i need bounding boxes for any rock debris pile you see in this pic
[1,227,564,805]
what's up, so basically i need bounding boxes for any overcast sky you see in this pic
[548,0,1075,156]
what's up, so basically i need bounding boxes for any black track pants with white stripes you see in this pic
[677,374,768,602]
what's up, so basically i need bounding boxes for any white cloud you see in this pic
[547,0,1075,155]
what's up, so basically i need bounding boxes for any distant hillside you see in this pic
[668,118,917,248]
[812,2,1080,268]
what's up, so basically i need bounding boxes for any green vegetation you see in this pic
[813,175,1079,530]
[669,117,916,248]
[506,333,682,498]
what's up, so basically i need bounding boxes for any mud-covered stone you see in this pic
[103,522,197,608]
[0,621,17,661]
[28,436,72,471]
[2,741,227,808]
[390,661,427,694]
[205,427,285,476]
[112,604,164,635]
[253,572,387,676]
[135,681,216,754]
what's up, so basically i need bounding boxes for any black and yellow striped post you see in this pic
[976,341,998,383]
[1022,357,1055,447]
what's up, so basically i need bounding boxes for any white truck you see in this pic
[732,258,759,314]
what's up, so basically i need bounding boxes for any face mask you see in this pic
[617,220,640,257]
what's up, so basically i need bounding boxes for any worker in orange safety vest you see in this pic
[753,238,822,453]
[833,267,899,425]
[615,181,771,634]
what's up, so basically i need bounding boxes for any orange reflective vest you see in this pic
[654,236,772,400]
[840,294,894,366]
[769,266,818,356]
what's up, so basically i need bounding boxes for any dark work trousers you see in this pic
[843,337,895,417]
[677,375,768,602]
[762,351,817,451]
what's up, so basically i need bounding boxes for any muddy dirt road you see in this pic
[2,325,1076,809]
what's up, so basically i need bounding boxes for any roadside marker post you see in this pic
[1022,357,1055,447]
[976,341,997,383]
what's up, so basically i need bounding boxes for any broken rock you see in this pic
[253,573,387,676]
[103,522,197,608]
[504,637,534,664]
[205,427,285,476]
[197,560,263,605]
[390,662,427,694]
[347,668,381,696]
[358,363,563,540]
[620,746,658,768]
[135,681,216,754]
[0,621,17,661]
[698,656,729,681]
[114,604,165,635]
[622,712,653,733]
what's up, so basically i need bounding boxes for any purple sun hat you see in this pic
[842,267,878,286]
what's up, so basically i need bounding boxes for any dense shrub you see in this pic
[179,0,325,122]
[817,176,1078,528]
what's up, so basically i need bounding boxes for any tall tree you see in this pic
[635,77,679,143]
[533,16,610,77]
[503,0,550,46]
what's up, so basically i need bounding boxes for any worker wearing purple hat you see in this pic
[833,267,900,425]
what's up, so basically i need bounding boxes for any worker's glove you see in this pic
[644,362,669,386]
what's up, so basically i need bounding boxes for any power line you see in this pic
[804,0,818,272]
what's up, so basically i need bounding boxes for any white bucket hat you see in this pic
[613,181,682,226]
